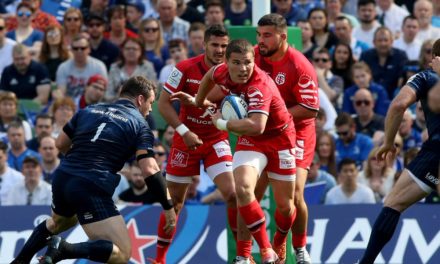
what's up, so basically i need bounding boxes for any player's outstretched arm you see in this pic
[55,131,72,155]
[195,67,216,107]
[377,86,416,161]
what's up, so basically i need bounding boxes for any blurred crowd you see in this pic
[0,0,439,208]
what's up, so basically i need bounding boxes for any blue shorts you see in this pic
[407,143,440,190]
[51,169,120,225]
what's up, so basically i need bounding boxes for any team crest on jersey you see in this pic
[275,72,286,85]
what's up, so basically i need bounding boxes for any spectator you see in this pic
[308,7,338,50]
[375,0,409,39]
[272,0,307,26]
[176,0,204,24]
[0,17,16,78]
[4,155,51,205]
[50,97,76,138]
[81,0,109,23]
[159,38,187,84]
[204,0,226,26]
[157,0,190,43]
[26,113,53,152]
[393,15,422,61]
[294,0,324,16]
[325,158,376,204]
[5,0,59,33]
[334,16,369,60]
[55,35,108,99]
[297,19,319,61]
[187,22,205,58]
[104,5,138,47]
[118,162,158,204]
[62,7,83,48]
[352,0,380,47]
[358,147,395,202]
[325,0,359,29]
[360,27,408,98]
[126,0,146,33]
[317,91,338,132]
[398,109,423,151]
[413,101,426,133]
[140,18,170,75]
[224,0,252,26]
[6,2,43,57]
[433,0,440,27]
[153,141,167,175]
[419,39,436,71]
[306,152,337,203]
[107,37,157,102]
[0,92,33,142]
[342,62,389,116]
[351,89,385,140]
[38,135,59,184]
[313,48,344,107]
[7,122,40,171]
[39,25,70,82]
[0,141,24,205]
[76,74,107,109]
[331,42,355,89]
[161,124,174,153]
[335,112,374,169]
[0,44,50,105]
[316,131,338,177]
[87,14,119,71]
[413,0,440,43]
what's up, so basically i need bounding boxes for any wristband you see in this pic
[176,124,189,136]
[215,119,228,131]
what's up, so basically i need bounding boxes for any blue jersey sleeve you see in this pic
[63,110,81,139]
[136,120,155,157]
[406,70,436,101]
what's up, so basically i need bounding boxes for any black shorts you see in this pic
[407,144,440,191]
[51,170,120,225]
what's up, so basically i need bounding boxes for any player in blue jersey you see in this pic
[11,76,176,264]
[359,40,440,264]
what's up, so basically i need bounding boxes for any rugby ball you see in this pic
[221,95,248,120]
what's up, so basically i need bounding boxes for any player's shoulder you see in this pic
[175,54,204,71]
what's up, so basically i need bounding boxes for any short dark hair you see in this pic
[335,16,352,27]
[120,76,156,99]
[23,156,40,167]
[373,26,393,41]
[204,24,228,42]
[35,113,53,125]
[205,0,224,12]
[168,38,187,49]
[338,158,357,172]
[7,121,24,132]
[188,22,206,35]
[335,112,354,127]
[107,5,125,20]
[357,0,376,8]
[226,39,254,60]
[258,13,287,32]
[402,15,418,27]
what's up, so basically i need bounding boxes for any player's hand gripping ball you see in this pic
[220,95,248,120]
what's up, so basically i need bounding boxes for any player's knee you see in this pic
[276,200,295,216]
[110,244,131,264]
[294,190,305,204]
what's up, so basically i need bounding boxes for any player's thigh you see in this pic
[384,169,430,212]
[82,215,130,256]
[295,167,308,196]
[233,150,267,189]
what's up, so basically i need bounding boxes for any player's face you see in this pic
[139,92,155,117]
[204,35,229,66]
[226,51,255,84]
[257,25,284,57]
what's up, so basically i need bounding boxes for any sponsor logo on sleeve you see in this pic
[167,67,183,89]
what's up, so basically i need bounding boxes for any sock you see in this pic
[237,240,252,258]
[238,200,271,249]
[61,240,113,262]
[359,207,401,264]
[227,207,238,241]
[156,212,179,263]
[13,220,52,263]
[292,232,307,249]
[273,209,295,247]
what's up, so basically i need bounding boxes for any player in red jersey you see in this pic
[152,25,237,264]
[195,39,297,264]
[253,14,319,264]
